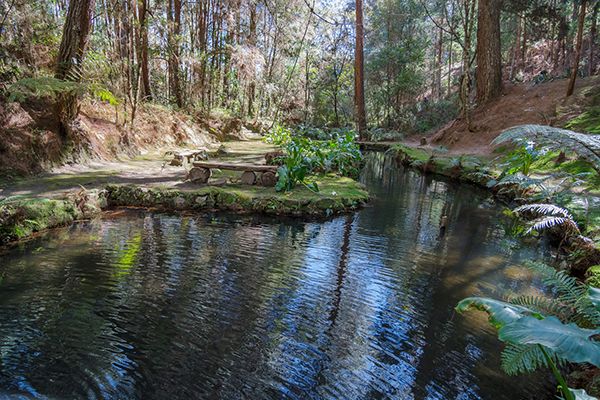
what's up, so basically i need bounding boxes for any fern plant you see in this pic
[456,262,600,400]
[513,203,580,236]
[493,125,600,175]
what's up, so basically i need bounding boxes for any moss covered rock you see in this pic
[104,175,369,218]
[0,189,105,244]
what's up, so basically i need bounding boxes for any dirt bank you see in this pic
[0,97,265,178]
[412,77,597,155]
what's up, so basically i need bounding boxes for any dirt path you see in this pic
[0,141,278,200]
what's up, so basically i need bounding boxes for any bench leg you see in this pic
[240,171,257,185]
[188,167,211,183]
[259,171,277,187]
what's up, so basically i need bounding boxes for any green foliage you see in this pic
[501,343,564,376]
[456,262,600,400]
[264,124,292,146]
[275,138,319,193]
[587,266,600,288]
[7,76,82,102]
[494,125,600,175]
[502,143,542,176]
[412,98,459,134]
[7,75,120,107]
[498,315,600,366]
[367,128,405,142]
[456,297,541,328]
[91,85,120,106]
[365,0,428,129]
[514,203,580,236]
[566,101,600,134]
[271,127,363,192]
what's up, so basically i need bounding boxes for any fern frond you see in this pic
[509,295,569,318]
[493,124,600,174]
[513,204,572,218]
[501,343,564,375]
[526,262,600,326]
[496,173,543,188]
[525,216,580,235]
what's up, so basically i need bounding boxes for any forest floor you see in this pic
[406,76,597,155]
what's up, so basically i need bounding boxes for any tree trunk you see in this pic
[247,3,257,116]
[447,39,453,96]
[55,0,96,133]
[589,0,599,76]
[557,0,569,71]
[137,0,151,100]
[167,0,183,107]
[510,13,522,79]
[354,0,367,138]
[476,0,503,103]
[567,0,587,96]
[434,26,443,100]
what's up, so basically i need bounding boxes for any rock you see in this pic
[420,137,427,146]
[195,195,208,207]
[174,196,186,209]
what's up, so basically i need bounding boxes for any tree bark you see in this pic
[354,0,367,138]
[247,3,257,116]
[476,0,503,103]
[167,0,183,107]
[510,13,522,79]
[55,0,96,133]
[567,0,587,96]
[589,0,599,76]
[434,26,443,100]
[137,0,151,100]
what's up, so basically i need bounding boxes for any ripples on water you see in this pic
[0,153,554,399]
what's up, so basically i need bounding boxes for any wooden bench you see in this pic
[190,162,278,186]
[167,149,208,166]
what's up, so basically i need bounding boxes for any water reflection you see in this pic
[0,152,553,399]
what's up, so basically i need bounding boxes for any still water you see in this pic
[0,153,554,399]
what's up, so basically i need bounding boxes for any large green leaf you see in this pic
[590,287,600,312]
[455,297,542,329]
[498,316,600,367]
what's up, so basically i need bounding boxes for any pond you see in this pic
[0,153,554,399]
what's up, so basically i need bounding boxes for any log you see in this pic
[259,171,277,187]
[192,161,277,172]
[188,167,211,183]
[240,171,257,185]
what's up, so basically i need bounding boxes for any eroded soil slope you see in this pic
[421,77,596,155]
